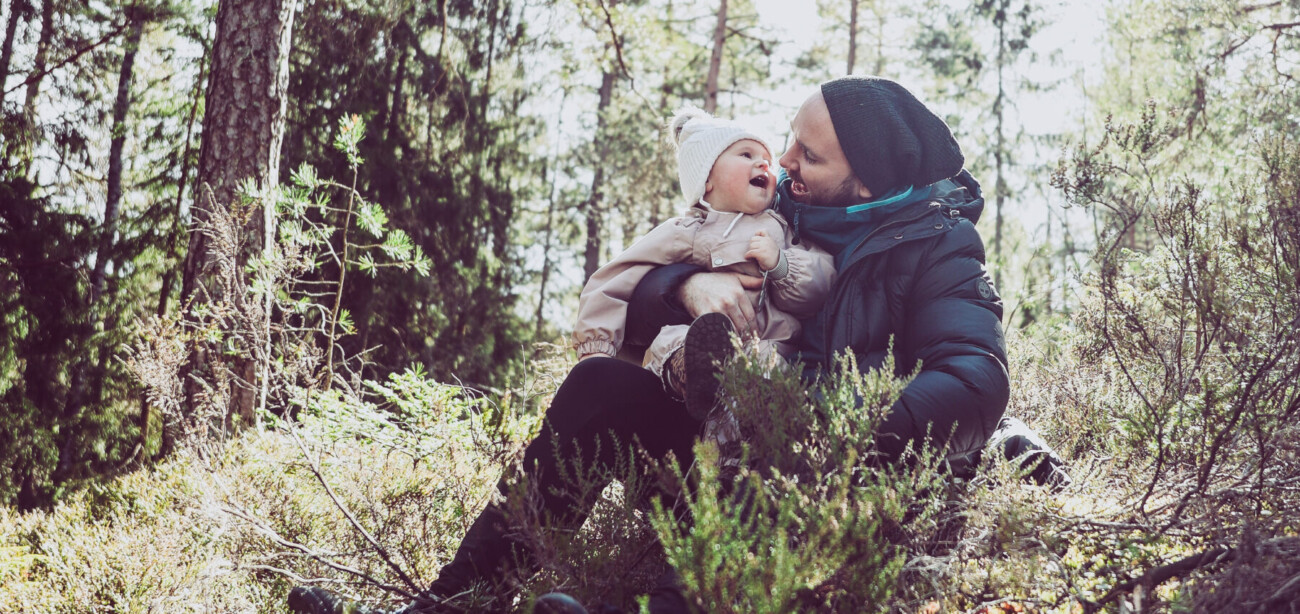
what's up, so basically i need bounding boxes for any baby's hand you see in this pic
[745,229,781,271]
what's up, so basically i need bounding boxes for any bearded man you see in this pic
[289,76,1064,614]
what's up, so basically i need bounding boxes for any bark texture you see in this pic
[180,0,296,430]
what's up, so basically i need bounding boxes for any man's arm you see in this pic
[875,222,1010,461]
[625,265,766,347]
[624,263,699,348]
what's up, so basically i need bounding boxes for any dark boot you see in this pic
[988,417,1072,491]
[288,586,419,614]
[682,313,735,420]
[646,568,692,614]
[532,592,591,614]
[288,586,473,614]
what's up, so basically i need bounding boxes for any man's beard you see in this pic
[797,174,865,208]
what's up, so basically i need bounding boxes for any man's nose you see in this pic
[778,146,795,170]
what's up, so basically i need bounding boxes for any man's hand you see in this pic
[678,271,764,333]
[745,229,781,271]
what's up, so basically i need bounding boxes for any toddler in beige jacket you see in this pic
[573,107,836,421]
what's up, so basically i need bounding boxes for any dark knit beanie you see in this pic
[820,76,964,196]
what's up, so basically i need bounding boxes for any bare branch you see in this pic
[220,504,415,598]
[283,424,421,592]
[595,0,633,89]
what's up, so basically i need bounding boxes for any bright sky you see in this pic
[739,0,1107,253]
[747,0,1107,145]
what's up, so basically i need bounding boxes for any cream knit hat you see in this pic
[667,106,772,207]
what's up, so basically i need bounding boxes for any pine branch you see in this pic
[3,22,131,95]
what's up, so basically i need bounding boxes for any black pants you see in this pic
[426,357,699,612]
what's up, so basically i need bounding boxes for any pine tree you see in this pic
[179,0,297,429]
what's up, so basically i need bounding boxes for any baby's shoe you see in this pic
[682,313,735,420]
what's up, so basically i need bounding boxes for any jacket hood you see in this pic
[930,169,984,223]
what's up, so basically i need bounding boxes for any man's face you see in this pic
[778,92,873,207]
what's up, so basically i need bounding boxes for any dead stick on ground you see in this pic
[1084,537,1300,613]
[220,504,415,597]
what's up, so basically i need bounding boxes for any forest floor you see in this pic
[0,333,1290,613]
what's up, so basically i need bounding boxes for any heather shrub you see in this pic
[0,365,544,613]
[648,350,953,613]
[10,104,1300,614]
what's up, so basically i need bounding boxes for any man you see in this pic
[288,76,1039,614]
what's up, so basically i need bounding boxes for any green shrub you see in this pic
[648,350,952,613]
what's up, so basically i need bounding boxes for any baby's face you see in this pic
[704,139,776,215]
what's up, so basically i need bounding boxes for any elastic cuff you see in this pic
[574,340,618,357]
[766,250,790,281]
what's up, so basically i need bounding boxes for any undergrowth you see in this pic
[4,109,1297,613]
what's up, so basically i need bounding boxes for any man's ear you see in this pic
[856,181,873,201]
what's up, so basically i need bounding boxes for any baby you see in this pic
[573,107,836,420]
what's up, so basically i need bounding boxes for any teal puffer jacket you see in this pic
[627,171,1008,463]
[784,171,1008,460]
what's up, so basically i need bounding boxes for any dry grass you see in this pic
[0,374,537,613]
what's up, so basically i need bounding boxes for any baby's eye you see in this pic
[741,152,753,159]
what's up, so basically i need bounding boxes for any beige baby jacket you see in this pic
[574,204,836,371]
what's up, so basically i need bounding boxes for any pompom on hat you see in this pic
[819,76,964,196]
[667,106,773,206]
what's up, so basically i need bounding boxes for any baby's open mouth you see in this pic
[749,175,769,189]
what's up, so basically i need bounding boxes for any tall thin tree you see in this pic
[21,0,53,120]
[0,0,31,109]
[90,3,146,303]
[846,0,858,74]
[704,0,727,113]
[583,68,616,283]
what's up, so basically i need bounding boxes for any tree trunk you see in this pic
[386,44,407,144]
[91,9,145,303]
[704,0,727,114]
[52,5,148,491]
[992,3,1006,292]
[21,0,53,120]
[534,89,567,342]
[472,0,498,223]
[846,0,858,74]
[1045,203,1053,316]
[0,0,30,109]
[156,29,207,322]
[180,0,297,433]
[874,2,884,75]
[583,69,616,283]
[150,19,207,460]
